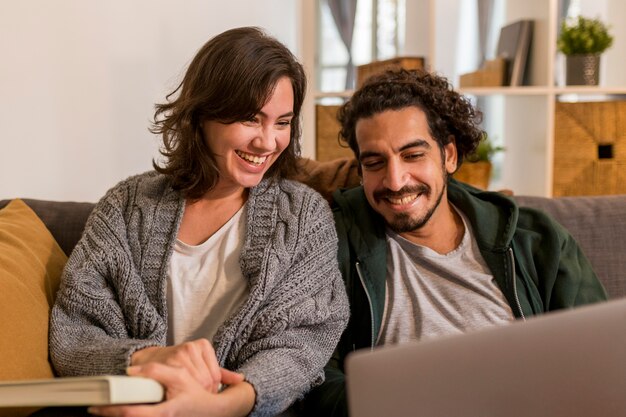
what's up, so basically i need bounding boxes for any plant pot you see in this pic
[453,161,492,190]
[566,53,600,86]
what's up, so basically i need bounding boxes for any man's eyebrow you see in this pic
[398,139,431,152]
[359,150,381,160]
[359,139,431,160]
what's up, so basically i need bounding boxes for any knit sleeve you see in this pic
[49,180,165,376]
[234,188,350,417]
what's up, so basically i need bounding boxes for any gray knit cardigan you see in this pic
[49,171,350,417]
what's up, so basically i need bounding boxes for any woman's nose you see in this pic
[251,124,276,151]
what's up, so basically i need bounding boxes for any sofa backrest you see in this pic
[0,199,94,257]
[2,193,624,299]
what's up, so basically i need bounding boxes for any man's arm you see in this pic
[517,206,608,310]
[554,231,608,306]
[303,352,349,417]
[291,157,360,204]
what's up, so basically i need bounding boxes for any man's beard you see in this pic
[375,182,447,233]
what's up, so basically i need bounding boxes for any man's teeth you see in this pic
[236,151,267,165]
[387,194,417,205]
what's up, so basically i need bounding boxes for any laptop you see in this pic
[345,298,626,417]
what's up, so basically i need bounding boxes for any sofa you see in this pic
[1,160,625,416]
[3,191,625,299]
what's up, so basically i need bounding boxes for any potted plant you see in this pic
[557,16,614,86]
[453,134,504,190]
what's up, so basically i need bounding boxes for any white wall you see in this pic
[0,0,300,201]
[403,0,430,62]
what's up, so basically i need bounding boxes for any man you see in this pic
[303,69,607,416]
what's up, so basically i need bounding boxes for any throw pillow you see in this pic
[0,199,68,416]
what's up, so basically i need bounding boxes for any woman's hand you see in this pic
[88,364,255,417]
[131,339,242,392]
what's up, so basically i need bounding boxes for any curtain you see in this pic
[559,0,571,22]
[328,0,358,89]
[476,0,495,129]
[555,0,571,85]
[477,0,495,66]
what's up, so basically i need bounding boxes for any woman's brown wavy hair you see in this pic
[338,68,484,172]
[151,27,306,199]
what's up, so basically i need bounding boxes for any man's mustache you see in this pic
[373,184,430,200]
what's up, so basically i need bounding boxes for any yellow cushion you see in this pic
[0,199,68,416]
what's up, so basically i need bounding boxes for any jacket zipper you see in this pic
[508,248,525,321]
[355,261,376,349]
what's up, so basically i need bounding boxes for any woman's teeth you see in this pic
[236,150,267,166]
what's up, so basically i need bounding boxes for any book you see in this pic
[0,375,164,407]
[496,20,534,86]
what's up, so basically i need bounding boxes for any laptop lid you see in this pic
[345,298,626,417]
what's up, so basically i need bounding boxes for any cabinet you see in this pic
[429,0,626,196]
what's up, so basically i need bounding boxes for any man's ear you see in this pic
[443,136,458,174]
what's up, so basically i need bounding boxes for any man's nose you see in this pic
[383,160,408,191]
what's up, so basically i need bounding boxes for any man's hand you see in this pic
[131,339,243,392]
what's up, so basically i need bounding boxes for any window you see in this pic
[317,0,405,92]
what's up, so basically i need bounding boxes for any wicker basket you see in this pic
[553,101,626,196]
[357,56,425,88]
[453,161,492,190]
[315,57,424,161]
[315,105,354,162]
[459,58,506,88]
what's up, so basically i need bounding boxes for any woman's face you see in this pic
[202,76,294,193]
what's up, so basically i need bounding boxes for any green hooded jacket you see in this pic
[304,179,607,417]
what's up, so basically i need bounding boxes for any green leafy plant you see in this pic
[466,133,504,163]
[557,16,614,55]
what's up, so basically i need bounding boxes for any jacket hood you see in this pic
[333,178,519,253]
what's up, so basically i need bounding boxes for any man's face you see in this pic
[355,107,457,233]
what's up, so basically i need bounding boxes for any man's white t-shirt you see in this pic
[378,206,514,345]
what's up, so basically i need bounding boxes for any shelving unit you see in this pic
[309,0,625,196]
[429,0,626,196]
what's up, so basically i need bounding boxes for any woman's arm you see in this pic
[49,175,182,376]
[49,193,162,376]
[233,189,350,416]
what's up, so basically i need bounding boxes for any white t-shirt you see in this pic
[378,206,514,345]
[166,205,249,345]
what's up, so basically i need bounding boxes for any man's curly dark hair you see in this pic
[338,69,484,171]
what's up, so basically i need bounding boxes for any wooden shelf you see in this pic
[430,0,626,196]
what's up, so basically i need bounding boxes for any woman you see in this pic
[49,27,349,417]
